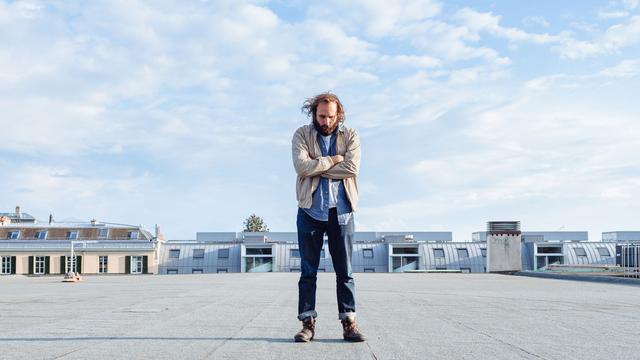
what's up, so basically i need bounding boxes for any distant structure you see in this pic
[0,206,161,276]
[486,221,522,273]
[1,206,636,277]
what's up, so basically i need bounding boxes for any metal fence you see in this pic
[617,244,640,279]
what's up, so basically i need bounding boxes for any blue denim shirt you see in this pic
[303,130,353,225]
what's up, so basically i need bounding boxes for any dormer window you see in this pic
[128,231,139,240]
[98,228,109,238]
[67,231,78,240]
[7,231,20,240]
[35,231,47,240]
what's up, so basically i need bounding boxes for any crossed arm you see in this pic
[292,130,361,179]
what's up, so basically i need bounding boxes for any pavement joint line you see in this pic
[398,291,547,360]
[447,318,547,360]
[199,288,291,360]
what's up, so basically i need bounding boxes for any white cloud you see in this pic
[379,54,442,68]
[523,16,550,28]
[308,0,442,37]
[598,10,630,19]
[599,59,640,77]
[557,16,640,59]
[455,8,561,43]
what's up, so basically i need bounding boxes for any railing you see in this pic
[619,244,640,279]
[5,236,148,241]
[0,240,156,250]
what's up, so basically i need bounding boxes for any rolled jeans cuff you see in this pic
[338,312,356,320]
[298,310,317,321]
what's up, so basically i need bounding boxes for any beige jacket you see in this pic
[292,124,361,211]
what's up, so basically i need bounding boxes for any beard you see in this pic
[313,119,339,136]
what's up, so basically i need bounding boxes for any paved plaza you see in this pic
[0,273,638,359]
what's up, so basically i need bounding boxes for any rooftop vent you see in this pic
[487,221,521,236]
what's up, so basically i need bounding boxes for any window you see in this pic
[460,268,471,273]
[481,248,487,257]
[128,231,139,240]
[246,247,272,255]
[573,247,587,257]
[131,256,143,274]
[192,269,203,274]
[193,249,205,259]
[1,256,12,274]
[217,268,228,273]
[167,269,178,274]
[363,249,374,259]
[457,248,469,258]
[169,249,180,259]
[597,247,611,257]
[67,231,78,240]
[98,228,109,238]
[35,231,47,240]
[218,248,229,259]
[290,249,300,258]
[8,231,19,240]
[538,246,562,254]
[99,256,108,273]
[433,248,445,258]
[66,256,77,273]
[394,247,418,255]
[364,267,375,273]
[34,256,46,274]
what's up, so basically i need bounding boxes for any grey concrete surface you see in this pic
[0,273,638,360]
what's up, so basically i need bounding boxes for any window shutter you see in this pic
[11,256,16,275]
[76,256,82,274]
[28,256,34,275]
[44,256,50,275]
[143,256,148,274]
[125,256,131,274]
[60,256,66,274]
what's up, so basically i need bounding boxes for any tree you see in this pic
[243,214,269,232]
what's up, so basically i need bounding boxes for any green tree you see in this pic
[243,214,269,232]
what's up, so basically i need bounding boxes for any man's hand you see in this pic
[331,155,344,164]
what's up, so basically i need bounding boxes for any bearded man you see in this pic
[291,92,365,342]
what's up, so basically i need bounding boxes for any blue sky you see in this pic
[1,0,639,240]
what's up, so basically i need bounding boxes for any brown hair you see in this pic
[301,92,345,123]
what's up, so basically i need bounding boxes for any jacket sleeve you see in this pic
[322,129,360,179]
[292,128,335,178]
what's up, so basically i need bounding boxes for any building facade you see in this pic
[0,208,160,275]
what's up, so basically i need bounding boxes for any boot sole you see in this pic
[294,336,314,342]
[343,337,365,342]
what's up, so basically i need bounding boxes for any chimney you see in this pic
[49,214,53,224]
[155,224,165,241]
[15,206,21,219]
[90,219,97,226]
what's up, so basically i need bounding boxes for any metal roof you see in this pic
[0,212,36,220]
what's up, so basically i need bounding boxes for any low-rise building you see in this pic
[0,207,160,275]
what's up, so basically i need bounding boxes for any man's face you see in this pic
[314,101,339,135]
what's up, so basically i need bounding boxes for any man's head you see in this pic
[301,92,345,136]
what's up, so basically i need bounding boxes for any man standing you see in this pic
[291,92,365,342]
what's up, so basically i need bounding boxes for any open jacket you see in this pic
[292,123,361,211]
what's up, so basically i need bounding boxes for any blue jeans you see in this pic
[297,207,356,320]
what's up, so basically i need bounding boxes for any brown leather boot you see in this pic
[341,316,366,342]
[294,317,315,342]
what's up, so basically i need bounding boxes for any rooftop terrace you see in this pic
[0,273,638,359]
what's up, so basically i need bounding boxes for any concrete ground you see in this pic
[0,273,638,360]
